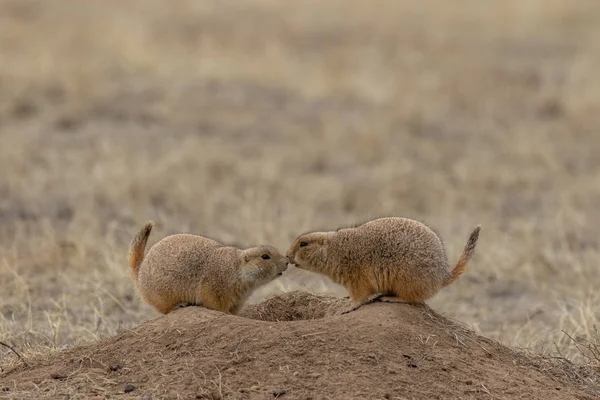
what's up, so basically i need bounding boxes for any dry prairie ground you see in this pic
[2,292,598,399]
[0,0,599,396]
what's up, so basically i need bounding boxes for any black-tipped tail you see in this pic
[444,225,480,286]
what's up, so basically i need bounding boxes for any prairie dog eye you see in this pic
[299,242,308,247]
[261,254,271,260]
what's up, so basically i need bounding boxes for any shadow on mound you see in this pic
[1,292,596,399]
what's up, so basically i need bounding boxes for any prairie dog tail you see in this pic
[128,221,154,281]
[443,225,481,287]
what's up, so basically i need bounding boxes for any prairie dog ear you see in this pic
[244,254,250,263]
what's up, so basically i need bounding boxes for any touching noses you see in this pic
[286,253,295,265]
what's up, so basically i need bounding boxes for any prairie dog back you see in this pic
[332,218,448,273]
[137,234,232,305]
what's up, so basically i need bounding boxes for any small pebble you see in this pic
[123,384,135,393]
[109,363,122,372]
[272,388,287,397]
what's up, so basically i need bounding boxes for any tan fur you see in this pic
[286,217,481,307]
[127,221,288,315]
[128,221,154,281]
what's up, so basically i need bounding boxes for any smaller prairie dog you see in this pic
[286,217,480,312]
[128,222,288,315]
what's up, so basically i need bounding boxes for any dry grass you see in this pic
[0,0,599,391]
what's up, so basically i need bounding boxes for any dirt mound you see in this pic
[0,292,594,400]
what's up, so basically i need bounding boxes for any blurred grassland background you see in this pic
[1,0,600,372]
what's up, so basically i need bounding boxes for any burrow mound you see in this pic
[1,292,595,400]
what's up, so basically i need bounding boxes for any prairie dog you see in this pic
[128,222,288,315]
[286,217,480,312]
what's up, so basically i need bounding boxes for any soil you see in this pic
[0,292,595,400]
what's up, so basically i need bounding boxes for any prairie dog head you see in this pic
[239,245,288,285]
[286,231,334,273]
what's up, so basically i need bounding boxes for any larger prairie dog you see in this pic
[128,222,288,315]
[286,217,480,312]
